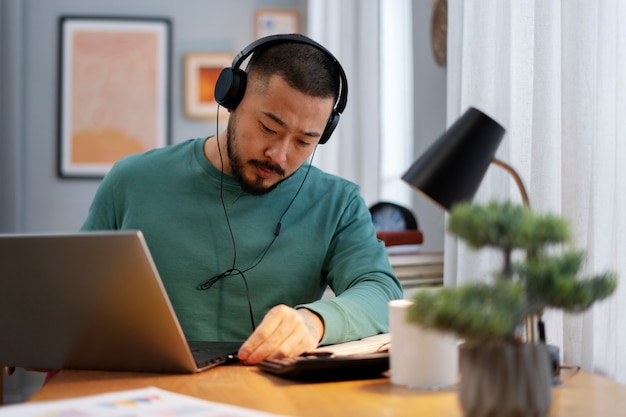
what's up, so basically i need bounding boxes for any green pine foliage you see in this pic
[408,200,618,343]
[406,281,524,343]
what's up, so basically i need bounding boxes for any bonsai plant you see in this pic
[406,200,617,417]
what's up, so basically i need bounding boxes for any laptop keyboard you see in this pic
[188,341,241,368]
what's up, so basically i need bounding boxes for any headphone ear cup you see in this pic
[214,67,248,110]
[319,110,340,144]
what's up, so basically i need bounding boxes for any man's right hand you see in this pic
[237,305,324,365]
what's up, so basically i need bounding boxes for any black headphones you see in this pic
[214,34,348,144]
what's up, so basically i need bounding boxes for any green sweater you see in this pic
[82,138,402,345]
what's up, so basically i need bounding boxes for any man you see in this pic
[81,34,402,365]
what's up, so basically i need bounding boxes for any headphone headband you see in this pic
[214,34,348,144]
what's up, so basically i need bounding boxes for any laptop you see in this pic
[0,230,241,373]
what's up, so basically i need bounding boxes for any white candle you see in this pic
[389,299,458,389]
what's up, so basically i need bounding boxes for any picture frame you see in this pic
[255,9,300,38]
[183,52,233,120]
[57,16,171,178]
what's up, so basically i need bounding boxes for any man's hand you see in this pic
[237,305,324,365]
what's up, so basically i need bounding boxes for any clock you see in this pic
[369,202,418,232]
[431,0,447,67]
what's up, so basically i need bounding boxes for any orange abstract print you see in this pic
[70,30,159,164]
[198,67,221,104]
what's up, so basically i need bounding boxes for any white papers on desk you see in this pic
[314,333,391,356]
[0,387,292,417]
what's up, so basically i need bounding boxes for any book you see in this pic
[376,230,423,246]
[313,333,390,356]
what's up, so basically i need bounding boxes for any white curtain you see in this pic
[447,0,626,383]
[307,0,381,205]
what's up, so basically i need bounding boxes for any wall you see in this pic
[0,0,306,403]
[0,0,307,235]
[0,0,446,245]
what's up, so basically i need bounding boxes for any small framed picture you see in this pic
[255,9,300,38]
[183,52,233,120]
[57,16,171,178]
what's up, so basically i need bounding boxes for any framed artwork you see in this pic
[183,52,233,120]
[255,9,300,38]
[57,16,171,178]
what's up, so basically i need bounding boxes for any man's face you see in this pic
[225,74,335,195]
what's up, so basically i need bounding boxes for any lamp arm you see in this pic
[492,158,539,343]
[491,158,530,207]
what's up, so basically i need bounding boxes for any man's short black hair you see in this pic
[246,41,340,103]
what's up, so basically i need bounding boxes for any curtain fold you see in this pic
[307,0,381,205]
[447,0,626,383]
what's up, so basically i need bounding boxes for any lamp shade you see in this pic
[402,107,505,211]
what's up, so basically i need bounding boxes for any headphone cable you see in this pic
[197,105,317,332]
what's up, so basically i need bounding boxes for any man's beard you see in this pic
[226,118,287,196]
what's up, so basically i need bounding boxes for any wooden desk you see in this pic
[27,366,626,417]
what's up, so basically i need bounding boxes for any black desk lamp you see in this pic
[401,107,530,209]
[402,106,536,340]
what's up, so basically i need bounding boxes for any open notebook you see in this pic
[0,230,241,373]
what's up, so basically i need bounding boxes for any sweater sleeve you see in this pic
[297,192,403,345]
[81,163,123,231]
